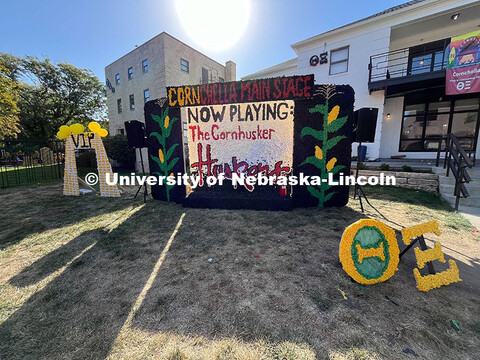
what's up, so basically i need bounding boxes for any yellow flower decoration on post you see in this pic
[328,105,340,124]
[88,122,101,133]
[315,146,323,159]
[326,158,337,171]
[70,124,85,135]
[57,125,71,139]
[158,149,164,163]
[164,115,170,129]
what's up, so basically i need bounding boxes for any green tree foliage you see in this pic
[0,53,106,139]
[0,66,20,138]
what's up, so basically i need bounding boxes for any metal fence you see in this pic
[0,139,65,188]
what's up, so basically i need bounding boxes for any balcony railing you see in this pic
[368,44,448,89]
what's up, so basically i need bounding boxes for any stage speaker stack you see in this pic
[124,120,147,148]
[353,107,378,143]
[124,120,148,202]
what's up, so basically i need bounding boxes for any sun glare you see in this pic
[175,0,250,51]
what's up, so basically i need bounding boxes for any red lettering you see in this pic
[303,75,312,97]
[241,81,251,101]
[251,81,259,101]
[273,78,282,99]
[229,82,238,103]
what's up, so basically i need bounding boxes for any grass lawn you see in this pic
[0,183,479,359]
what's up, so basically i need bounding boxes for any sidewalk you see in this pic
[458,205,480,230]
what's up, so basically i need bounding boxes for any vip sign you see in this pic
[57,122,121,198]
[184,100,294,191]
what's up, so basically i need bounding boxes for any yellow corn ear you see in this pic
[328,105,340,124]
[158,149,164,163]
[164,115,170,129]
[315,146,323,159]
[326,157,337,172]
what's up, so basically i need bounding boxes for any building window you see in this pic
[399,95,480,152]
[219,77,224,83]
[181,59,189,72]
[329,46,349,75]
[115,73,120,84]
[142,59,148,73]
[144,89,150,103]
[408,39,449,75]
[128,67,133,80]
[117,98,122,113]
[202,67,209,84]
[129,94,135,110]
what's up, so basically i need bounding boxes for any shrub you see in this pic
[379,163,390,171]
[401,165,414,173]
[357,162,367,170]
[103,135,136,165]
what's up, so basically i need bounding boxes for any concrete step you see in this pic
[440,183,480,196]
[433,166,480,178]
[438,176,480,187]
[441,193,480,208]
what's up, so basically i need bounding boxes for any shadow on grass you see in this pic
[0,182,138,251]
[0,201,185,360]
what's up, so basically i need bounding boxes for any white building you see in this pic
[105,32,236,136]
[243,0,480,161]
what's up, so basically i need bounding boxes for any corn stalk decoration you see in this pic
[149,106,179,202]
[300,99,348,207]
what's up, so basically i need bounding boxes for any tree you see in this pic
[0,53,107,139]
[0,66,20,138]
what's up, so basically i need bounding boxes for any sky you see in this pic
[1,0,407,81]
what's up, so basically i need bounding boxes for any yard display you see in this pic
[57,122,121,198]
[340,219,462,291]
[145,75,355,210]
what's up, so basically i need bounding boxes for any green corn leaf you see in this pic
[301,127,324,141]
[164,116,178,138]
[165,143,179,162]
[299,156,323,169]
[309,104,327,114]
[326,116,348,133]
[328,165,346,176]
[166,157,180,172]
[307,185,322,199]
[150,154,166,172]
[323,191,337,203]
[151,114,164,128]
[150,132,165,147]
[324,135,346,151]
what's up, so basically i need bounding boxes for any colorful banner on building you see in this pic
[446,30,480,95]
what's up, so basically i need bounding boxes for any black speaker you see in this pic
[124,120,146,148]
[353,108,378,143]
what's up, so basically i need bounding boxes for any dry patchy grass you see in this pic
[0,183,479,360]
